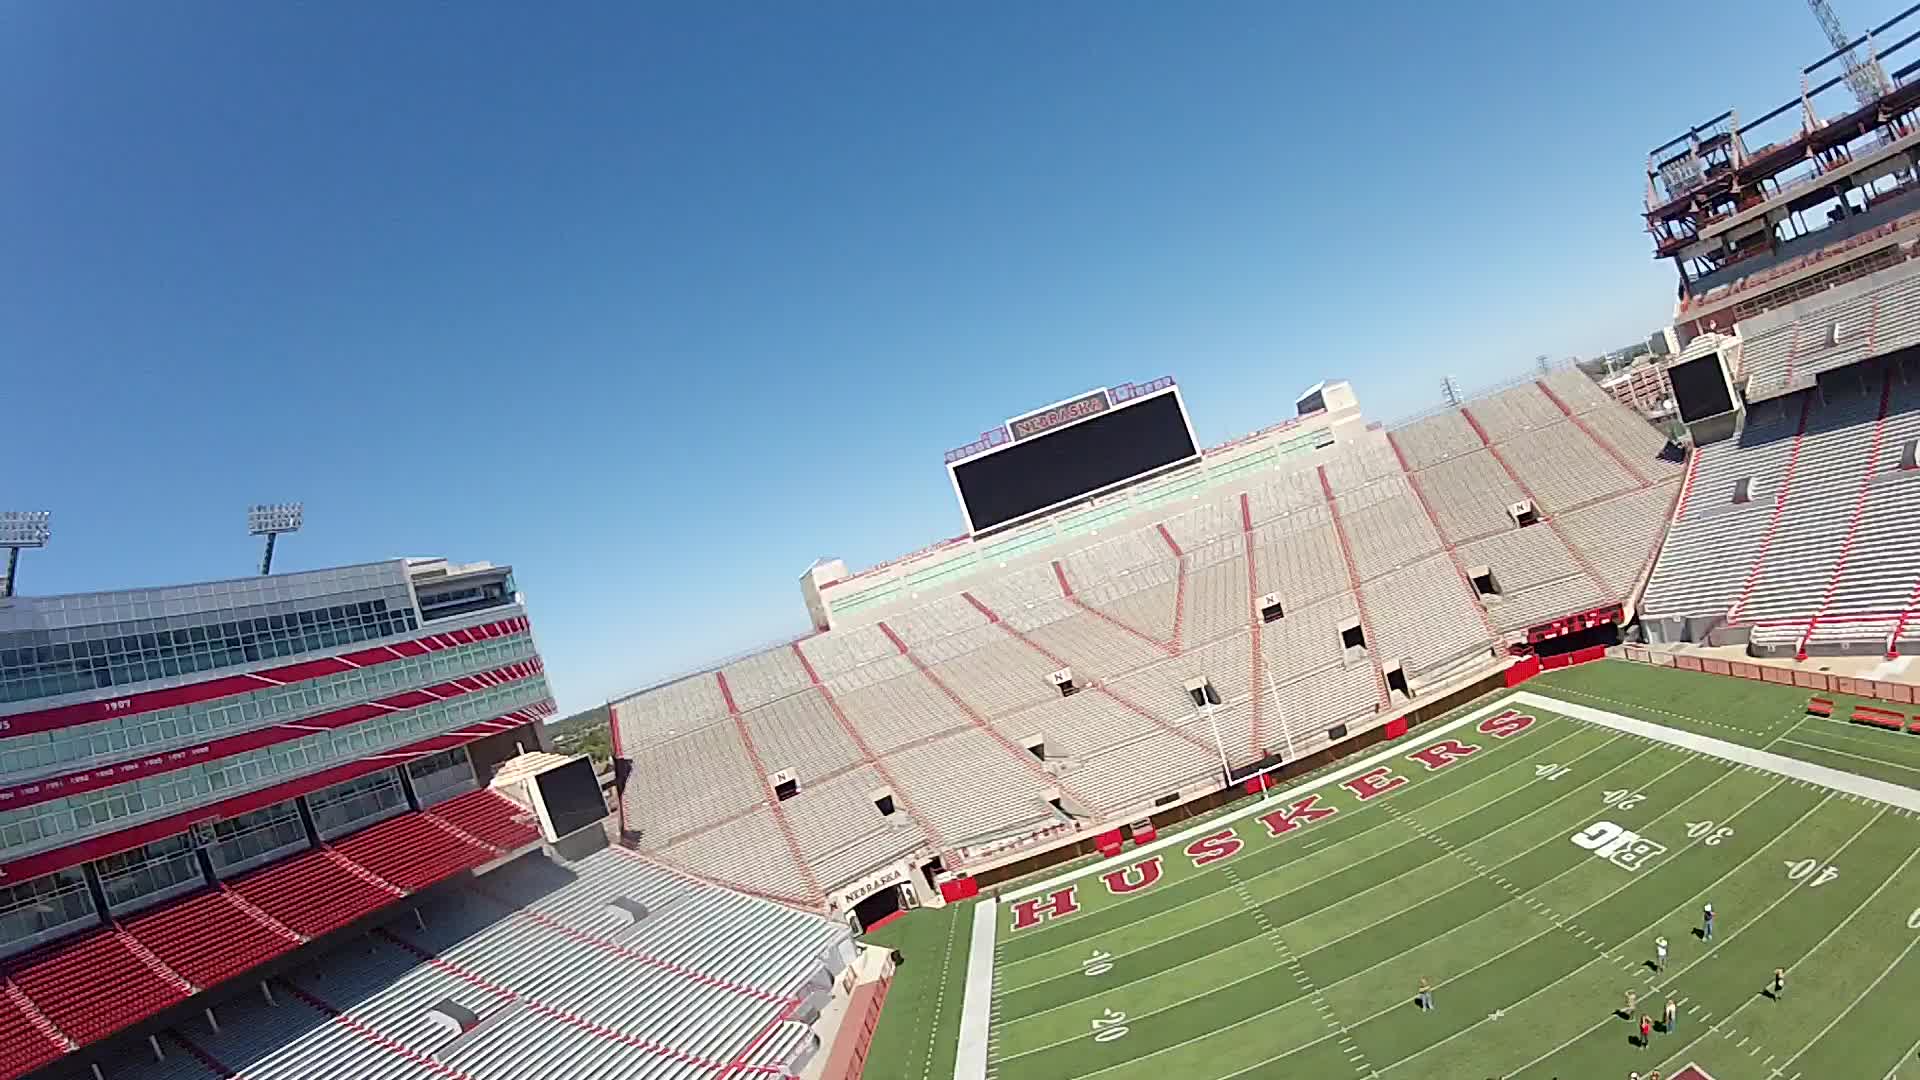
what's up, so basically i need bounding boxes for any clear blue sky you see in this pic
[4,3,1905,715]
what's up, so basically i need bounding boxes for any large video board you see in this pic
[949,386,1199,535]
[1670,350,1737,424]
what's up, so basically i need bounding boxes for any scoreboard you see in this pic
[946,378,1199,535]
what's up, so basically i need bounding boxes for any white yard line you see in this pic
[1511,690,1920,812]
[1001,692,1535,902]
[1652,837,1920,1075]
[1371,775,1810,1077]
[1006,734,1681,1045]
[955,900,997,1080]
[1060,767,1791,1080]
[1001,724,1620,982]
[1494,794,1871,1079]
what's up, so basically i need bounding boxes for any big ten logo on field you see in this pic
[1569,820,1667,872]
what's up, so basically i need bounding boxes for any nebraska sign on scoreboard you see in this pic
[1010,389,1111,441]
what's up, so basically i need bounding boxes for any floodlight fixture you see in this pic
[247,503,304,537]
[247,502,304,576]
[0,511,51,599]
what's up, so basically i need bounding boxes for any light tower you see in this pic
[247,503,303,576]
[0,511,52,599]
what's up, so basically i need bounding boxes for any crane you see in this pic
[1808,0,1892,108]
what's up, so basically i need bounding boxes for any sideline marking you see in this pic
[1000,692,1531,903]
[954,900,996,1080]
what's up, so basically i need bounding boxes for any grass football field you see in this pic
[944,661,1920,1080]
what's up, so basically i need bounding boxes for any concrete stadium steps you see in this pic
[1574,396,1686,481]
[1070,569,1180,647]
[656,808,815,903]
[425,789,542,853]
[1182,552,1253,647]
[1257,592,1359,685]
[884,729,1074,839]
[1359,552,1493,675]
[1249,509,1348,608]
[921,628,1062,720]
[618,722,766,841]
[828,665,975,754]
[794,623,900,683]
[227,847,402,940]
[990,681,1184,760]
[1540,366,1619,414]
[1016,602,1171,678]
[1481,573,1611,635]
[1818,402,1920,617]
[1243,465,1329,521]
[609,672,731,753]
[3,928,186,1047]
[1467,382,1570,442]
[1642,396,1807,619]
[1064,727,1221,809]
[1560,484,1681,598]
[1334,476,1446,580]
[779,765,927,886]
[1411,449,1530,541]
[881,593,991,648]
[714,647,814,713]
[134,846,851,1080]
[121,887,300,992]
[1318,439,1404,496]
[1159,498,1244,551]
[328,812,499,894]
[1737,374,1890,622]
[1495,421,1640,512]
[1456,523,1583,596]
[740,688,865,781]
[1392,409,1484,469]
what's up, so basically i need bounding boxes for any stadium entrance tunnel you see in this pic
[1532,618,1620,658]
[852,883,906,932]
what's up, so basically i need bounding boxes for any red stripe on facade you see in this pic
[1052,561,1075,598]
[962,592,999,623]
[789,642,821,685]
[0,616,530,739]
[877,622,909,655]
[0,702,553,885]
[1156,524,1183,559]
[714,672,739,715]
[0,660,545,813]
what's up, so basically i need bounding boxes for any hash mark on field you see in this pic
[1222,863,1375,1076]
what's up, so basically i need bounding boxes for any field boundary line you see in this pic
[998,739,1676,1049]
[1000,692,1532,902]
[1511,691,1920,811]
[1655,830,1920,1075]
[956,901,996,1080]
[998,714,1597,976]
[1773,736,1920,779]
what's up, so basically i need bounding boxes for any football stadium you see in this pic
[20,11,1920,1080]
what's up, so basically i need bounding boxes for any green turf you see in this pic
[860,902,969,1080]
[962,674,1920,1079]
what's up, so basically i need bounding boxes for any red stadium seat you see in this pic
[0,982,66,1080]
[328,812,497,893]
[122,888,299,992]
[2,928,187,1047]
[228,848,398,940]
[1806,696,1834,717]
[424,789,542,852]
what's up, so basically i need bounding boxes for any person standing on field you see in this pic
[1772,967,1785,998]
[1417,977,1434,1011]
[1655,936,1668,972]
[1663,997,1677,1033]
[1702,903,1714,941]
[1639,1014,1653,1048]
